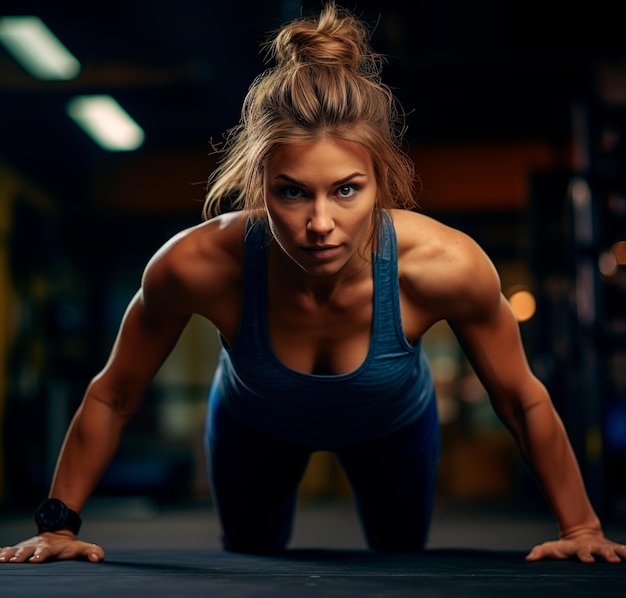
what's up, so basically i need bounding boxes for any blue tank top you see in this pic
[210,212,435,447]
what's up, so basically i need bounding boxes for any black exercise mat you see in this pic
[2,548,625,597]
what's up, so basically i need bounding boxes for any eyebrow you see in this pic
[273,172,367,187]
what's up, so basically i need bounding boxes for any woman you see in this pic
[1,2,625,563]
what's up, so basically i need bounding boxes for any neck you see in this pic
[268,240,372,304]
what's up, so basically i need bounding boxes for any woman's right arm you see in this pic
[0,249,192,564]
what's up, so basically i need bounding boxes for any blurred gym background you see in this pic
[0,0,625,533]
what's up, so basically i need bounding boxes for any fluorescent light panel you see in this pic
[67,95,145,151]
[0,15,81,80]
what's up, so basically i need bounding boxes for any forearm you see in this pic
[48,391,129,514]
[47,291,186,514]
[507,393,601,536]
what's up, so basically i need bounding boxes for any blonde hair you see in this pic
[202,1,418,221]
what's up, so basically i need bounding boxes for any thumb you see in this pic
[525,544,545,561]
[525,549,539,561]
[82,542,105,562]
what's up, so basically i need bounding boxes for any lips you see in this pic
[303,245,342,260]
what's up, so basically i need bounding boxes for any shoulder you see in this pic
[389,209,501,322]
[141,211,248,316]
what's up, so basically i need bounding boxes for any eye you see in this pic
[336,184,358,198]
[280,186,304,200]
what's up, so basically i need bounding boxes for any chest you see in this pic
[267,281,374,375]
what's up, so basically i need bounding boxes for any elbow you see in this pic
[493,374,551,417]
[490,377,552,440]
[494,378,564,462]
[84,378,141,425]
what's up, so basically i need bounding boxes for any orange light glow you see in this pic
[507,287,537,322]
[612,241,626,265]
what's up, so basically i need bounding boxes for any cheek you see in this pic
[351,210,375,239]
[267,214,293,250]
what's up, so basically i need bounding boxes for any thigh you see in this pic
[205,386,312,553]
[335,396,440,552]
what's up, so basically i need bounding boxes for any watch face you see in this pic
[35,498,81,534]
[36,499,68,529]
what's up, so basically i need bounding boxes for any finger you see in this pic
[83,543,105,563]
[598,546,622,564]
[56,541,104,563]
[8,547,35,563]
[28,549,48,564]
[25,544,56,564]
[525,544,549,561]
[575,548,595,564]
[525,547,541,561]
[525,542,571,562]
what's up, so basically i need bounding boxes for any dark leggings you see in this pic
[205,396,440,553]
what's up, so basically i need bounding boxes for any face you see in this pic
[263,137,378,277]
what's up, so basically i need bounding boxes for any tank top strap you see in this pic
[374,211,411,352]
[236,218,269,355]
[238,213,408,356]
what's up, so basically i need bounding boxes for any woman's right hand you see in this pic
[0,531,104,564]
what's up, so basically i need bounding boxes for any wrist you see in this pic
[559,517,603,539]
[39,529,77,540]
[34,498,82,535]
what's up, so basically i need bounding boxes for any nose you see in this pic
[306,197,335,236]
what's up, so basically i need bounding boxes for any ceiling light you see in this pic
[67,95,145,151]
[0,15,81,80]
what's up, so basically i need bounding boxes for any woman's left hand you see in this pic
[526,532,626,563]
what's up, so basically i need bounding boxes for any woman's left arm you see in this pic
[447,255,626,563]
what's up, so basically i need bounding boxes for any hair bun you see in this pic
[269,3,380,77]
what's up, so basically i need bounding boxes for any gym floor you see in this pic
[2,497,625,597]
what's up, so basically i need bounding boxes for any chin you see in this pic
[302,261,346,277]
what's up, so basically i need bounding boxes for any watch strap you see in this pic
[35,498,82,535]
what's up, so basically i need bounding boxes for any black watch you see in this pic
[34,498,82,535]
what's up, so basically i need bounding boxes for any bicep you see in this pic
[449,294,545,417]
